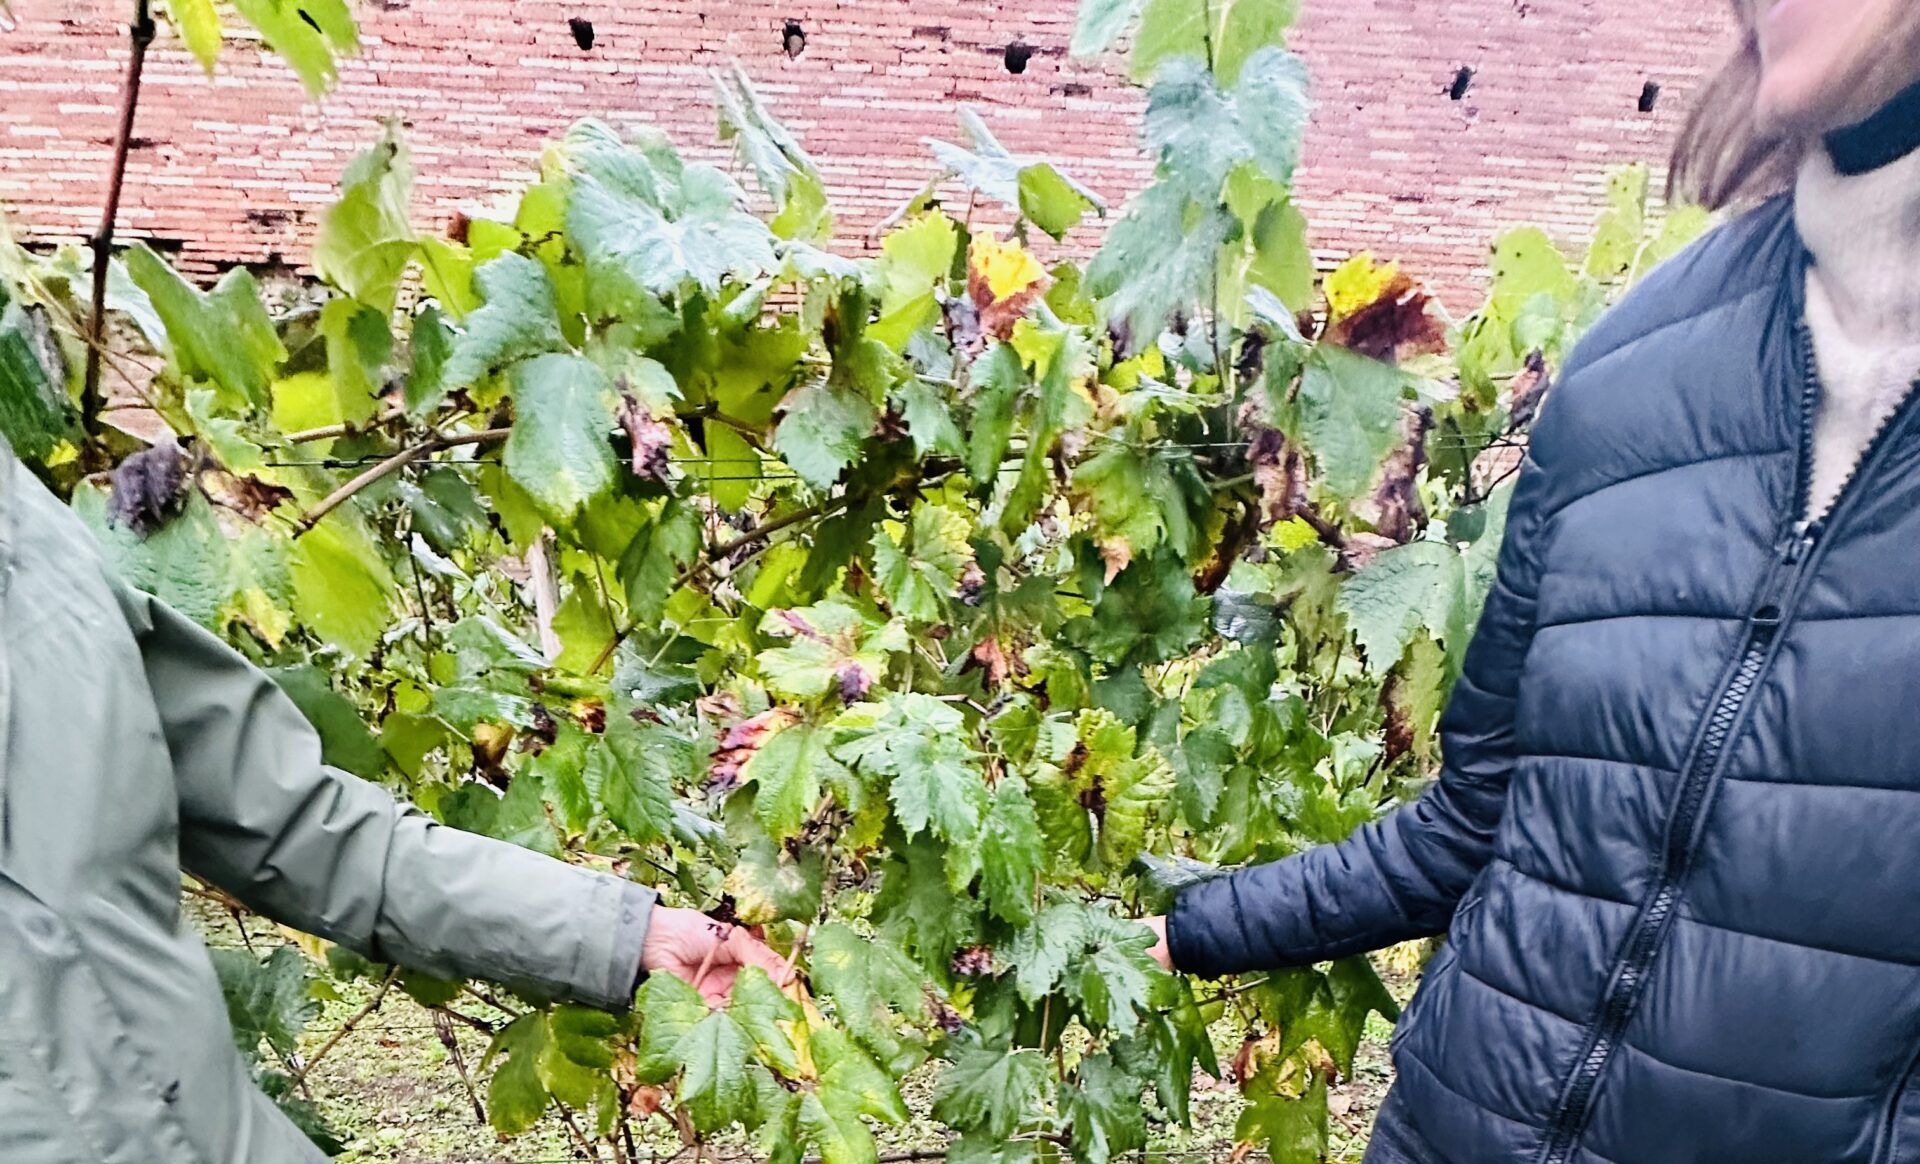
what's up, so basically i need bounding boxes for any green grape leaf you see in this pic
[872,832,976,972]
[318,297,390,426]
[836,694,987,846]
[966,341,1025,485]
[1237,1072,1329,1164]
[1298,343,1410,499]
[798,1091,876,1164]
[870,503,975,623]
[505,353,618,522]
[713,63,832,242]
[1131,0,1296,85]
[809,922,930,1075]
[290,510,395,659]
[442,253,568,389]
[677,1009,757,1131]
[726,825,827,925]
[591,717,682,845]
[567,163,777,300]
[1086,181,1234,356]
[268,665,386,779]
[315,125,417,314]
[895,378,966,459]
[1071,0,1144,55]
[1145,49,1310,203]
[228,0,358,96]
[932,1045,1049,1140]
[210,945,317,1060]
[742,719,841,842]
[729,966,805,1079]
[0,296,74,461]
[1073,911,1162,1036]
[1004,903,1089,1004]
[773,377,879,490]
[1063,1053,1149,1164]
[977,777,1044,926]
[929,111,1102,242]
[1337,540,1466,670]
[813,1024,909,1123]
[484,1014,551,1135]
[533,726,594,834]
[126,247,285,411]
[873,212,958,348]
[633,973,712,1082]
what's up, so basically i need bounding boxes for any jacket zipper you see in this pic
[1537,312,1920,1163]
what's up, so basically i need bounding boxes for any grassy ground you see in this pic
[202,905,1396,1164]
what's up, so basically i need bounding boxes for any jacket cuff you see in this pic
[575,876,656,1012]
[611,881,657,1008]
[1167,878,1235,978]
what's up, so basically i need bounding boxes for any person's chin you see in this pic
[1753,76,1836,140]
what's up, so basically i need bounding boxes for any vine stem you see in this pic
[554,1101,606,1163]
[282,404,405,445]
[291,427,509,535]
[584,494,852,676]
[432,1010,489,1125]
[291,966,398,1087]
[81,0,155,439]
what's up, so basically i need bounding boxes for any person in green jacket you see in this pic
[0,438,786,1163]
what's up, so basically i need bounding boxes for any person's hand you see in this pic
[1142,915,1173,972]
[642,907,792,1007]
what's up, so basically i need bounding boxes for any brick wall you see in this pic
[0,1,1732,311]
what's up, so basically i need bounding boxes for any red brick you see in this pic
[0,1,1733,309]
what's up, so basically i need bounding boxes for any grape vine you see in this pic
[0,0,1705,1160]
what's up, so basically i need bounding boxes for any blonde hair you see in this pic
[1670,0,1920,209]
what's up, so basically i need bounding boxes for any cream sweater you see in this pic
[1797,145,1920,521]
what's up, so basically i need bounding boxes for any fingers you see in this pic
[1142,915,1174,972]
[696,964,738,1008]
[724,925,795,984]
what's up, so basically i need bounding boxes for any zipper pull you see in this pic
[1753,525,1818,628]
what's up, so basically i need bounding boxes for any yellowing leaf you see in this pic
[1324,253,1398,321]
[969,234,1046,302]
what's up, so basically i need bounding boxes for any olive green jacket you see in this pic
[0,441,656,1163]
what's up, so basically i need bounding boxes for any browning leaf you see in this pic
[708,707,802,792]
[1323,270,1449,364]
[1356,405,1433,544]
[1508,348,1552,430]
[965,636,1021,687]
[967,235,1050,343]
[1239,400,1307,529]
[201,468,295,522]
[618,393,674,484]
[1337,531,1397,573]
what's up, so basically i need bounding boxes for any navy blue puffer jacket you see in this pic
[1168,195,1920,1164]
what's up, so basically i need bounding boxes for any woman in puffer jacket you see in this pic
[1144,2,1920,1161]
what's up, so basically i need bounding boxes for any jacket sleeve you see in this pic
[1167,449,1553,977]
[122,585,655,1012]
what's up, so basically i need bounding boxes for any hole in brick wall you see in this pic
[1004,42,1033,74]
[245,208,295,228]
[1055,82,1092,98]
[569,17,595,51]
[1639,79,1661,113]
[912,26,953,40]
[1449,66,1474,100]
[783,20,807,57]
